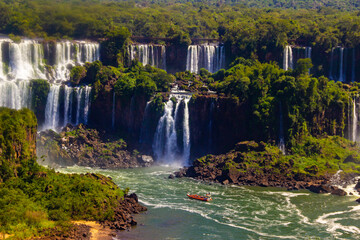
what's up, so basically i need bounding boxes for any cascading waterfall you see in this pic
[0,39,5,80]
[44,85,91,130]
[8,40,46,80]
[63,85,73,127]
[182,97,191,162]
[186,44,225,73]
[283,45,293,71]
[83,86,91,125]
[152,92,192,165]
[352,98,358,142]
[0,38,100,82]
[338,47,344,82]
[129,44,166,69]
[328,47,356,82]
[0,37,99,131]
[44,85,61,130]
[0,80,32,110]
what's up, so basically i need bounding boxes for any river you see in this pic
[59,166,360,240]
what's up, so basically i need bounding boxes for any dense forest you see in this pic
[2,0,360,52]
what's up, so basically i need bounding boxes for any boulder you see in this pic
[355,180,360,192]
[308,184,332,194]
[330,187,347,196]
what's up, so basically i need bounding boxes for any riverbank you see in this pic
[60,165,360,239]
[174,138,360,196]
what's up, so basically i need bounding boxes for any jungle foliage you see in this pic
[1,0,360,53]
[0,108,127,238]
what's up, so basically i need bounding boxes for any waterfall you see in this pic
[43,85,91,130]
[283,45,293,71]
[8,40,46,80]
[182,98,190,163]
[75,87,83,125]
[44,85,61,130]
[329,48,334,80]
[129,44,166,69]
[0,40,5,80]
[152,92,192,165]
[353,98,358,142]
[112,91,116,129]
[339,47,344,82]
[83,86,91,125]
[305,47,312,59]
[278,102,286,154]
[186,45,198,74]
[0,38,99,82]
[186,44,225,73]
[0,80,32,110]
[63,85,73,126]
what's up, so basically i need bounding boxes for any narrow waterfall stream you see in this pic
[283,45,293,70]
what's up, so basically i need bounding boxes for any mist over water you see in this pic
[60,166,360,240]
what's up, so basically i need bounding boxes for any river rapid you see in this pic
[59,166,360,240]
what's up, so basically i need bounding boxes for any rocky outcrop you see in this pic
[101,193,147,231]
[35,224,91,240]
[37,124,153,168]
[175,140,352,196]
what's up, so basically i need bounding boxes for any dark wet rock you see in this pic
[355,180,360,192]
[36,223,91,240]
[308,184,332,194]
[235,141,266,152]
[101,193,147,231]
[356,198,360,203]
[330,187,347,196]
[37,124,153,169]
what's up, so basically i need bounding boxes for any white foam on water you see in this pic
[315,205,360,237]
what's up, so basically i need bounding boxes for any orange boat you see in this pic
[187,193,212,202]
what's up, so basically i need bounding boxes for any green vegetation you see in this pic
[0,108,129,238]
[177,58,351,145]
[196,136,360,180]
[1,0,360,56]
[71,59,175,100]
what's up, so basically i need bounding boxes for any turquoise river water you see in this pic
[59,166,360,240]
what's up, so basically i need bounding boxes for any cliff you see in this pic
[0,108,37,182]
[37,124,154,168]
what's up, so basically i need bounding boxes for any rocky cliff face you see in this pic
[189,95,250,158]
[37,124,153,168]
[89,88,149,146]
